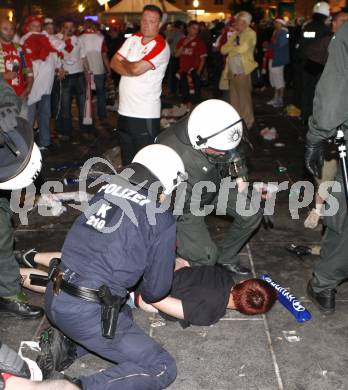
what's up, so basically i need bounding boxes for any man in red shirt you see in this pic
[0,19,33,114]
[175,21,207,107]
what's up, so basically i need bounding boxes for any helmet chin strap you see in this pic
[1,131,21,157]
[195,117,244,147]
[200,148,239,165]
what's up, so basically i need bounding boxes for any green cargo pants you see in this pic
[0,197,21,297]
[176,188,263,266]
[311,171,348,292]
[312,220,348,292]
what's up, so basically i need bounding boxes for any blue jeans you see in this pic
[61,73,93,136]
[28,94,51,147]
[94,74,107,120]
[45,271,177,390]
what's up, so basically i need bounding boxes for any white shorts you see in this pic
[268,60,285,89]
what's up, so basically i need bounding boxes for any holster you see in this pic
[48,258,63,296]
[98,285,126,339]
[29,258,62,292]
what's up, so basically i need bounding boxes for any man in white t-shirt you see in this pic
[79,20,111,122]
[111,5,170,165]
[57,20,92,140]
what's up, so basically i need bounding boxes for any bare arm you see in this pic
[102,52,111,75]
[35,252,62,267]
[151,296,185,319]
[138,257,190,318]
[175,44,185,58]
[21,75,33,100]
[175,38,191,58]
[1,71,17,80]
[6,376,79,390]
[138,294,185,320]
[20,268,47,294]
[82,57,90,73]
[110,53,152,76]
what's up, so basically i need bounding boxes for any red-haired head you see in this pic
[232,279,277,315]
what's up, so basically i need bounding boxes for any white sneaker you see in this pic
[263,127,278,140]
[267,98,277,105]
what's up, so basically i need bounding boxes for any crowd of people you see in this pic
[1,4,347,153]
[1,5,347,132]
[1,1,348,389]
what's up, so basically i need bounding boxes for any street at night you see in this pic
[1,1,348,389]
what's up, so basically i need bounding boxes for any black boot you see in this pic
[307,281,336,314]
[37,326,77,379]
[0,294,44,319]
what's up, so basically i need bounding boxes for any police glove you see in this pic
[304,139,324,178]
[0,103,18,133]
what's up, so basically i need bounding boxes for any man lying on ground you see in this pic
[17,253,277,327]
[136,258,277,327]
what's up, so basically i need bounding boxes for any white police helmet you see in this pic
[0,117,42,190]
[187,99,243,151]
[313,2,330,16]
[132,144,186,195]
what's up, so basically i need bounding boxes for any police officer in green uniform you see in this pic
[157,99,263,275]
[0,75,43,318]
[305,20,348,314]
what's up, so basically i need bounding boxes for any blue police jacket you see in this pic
[60,173,176,303]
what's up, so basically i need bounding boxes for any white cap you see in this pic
[313,2,330,16]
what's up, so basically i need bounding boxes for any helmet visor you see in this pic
[195,117,244,150]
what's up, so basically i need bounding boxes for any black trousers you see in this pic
[117,115,160,166]
[301,69,321,124]
[166,56,179,95]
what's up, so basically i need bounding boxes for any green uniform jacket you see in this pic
[0,74,20,110]
[307,22,348,234]
[156,116,247,214]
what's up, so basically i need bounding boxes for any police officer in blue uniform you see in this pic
[44,144,186,390]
